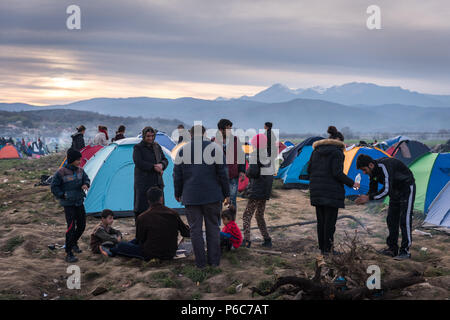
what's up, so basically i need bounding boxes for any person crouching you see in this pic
[90,209,122,254]
[220,206,243,251]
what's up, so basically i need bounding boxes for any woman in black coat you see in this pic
[307,126,359,255]
[133,127,168,219]
[71,125,86,151]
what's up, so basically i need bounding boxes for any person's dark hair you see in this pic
[146,186,163,205]
[327,126,344,141]
[189,125,206,137]
[356,154,375,169]
[77,125,86,133]
[177,124,185,129]
[142,126,156,138]
[221,206,236,221]
[101,209,114,219]
[217,119,233,130]
[98,125,107,131]
[117,125,126,133]
[265,122,273,129]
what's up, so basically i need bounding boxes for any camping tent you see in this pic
[386,140,430,166]
[275,137,324,187]
[407,152,450,213]
[424,181,450,228]
[343,146,391,197]
[84,137,182,216]
[0,144,22,159]
[384,135,411,148]
[59,145,104,169]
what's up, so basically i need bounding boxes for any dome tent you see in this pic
[0,144,22,159]
[84,137,182,217]
[387,140,430,166]
[424,181,450,228]
[274,137,324,188]
[406,152,450,213]
[137,131,176,151]
[59,145,104,169]
[343,146,391,197]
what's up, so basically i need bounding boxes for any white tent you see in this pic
[424,181,450,228]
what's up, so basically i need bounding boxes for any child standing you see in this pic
[51,148,90,263]
[90,209,122,254]
[220,206,243,251]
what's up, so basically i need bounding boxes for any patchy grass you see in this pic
[173,265,222,284]
[3,235,25,252]
[151,271,182,288]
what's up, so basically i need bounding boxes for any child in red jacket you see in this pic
[220,206,243,251]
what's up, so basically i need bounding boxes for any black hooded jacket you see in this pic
[71,132,85,151]
[307,139,355,208]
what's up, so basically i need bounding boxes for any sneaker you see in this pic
[379,247,398,257]
[394,252,411,260]
[72,245,82,254]
[65,253,78,263]
[244,240,252,248]
[261,238,272,248]
[99,245,113,257]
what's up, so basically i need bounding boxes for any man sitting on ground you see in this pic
[100,187,190,260]
[90,209,122,254]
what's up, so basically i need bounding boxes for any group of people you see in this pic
[51,120,416,265]
[1,136,48,156]
[70,124,127,151]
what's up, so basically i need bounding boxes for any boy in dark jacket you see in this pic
[90,209,122,254]
[51,148,90,262]
[220,206,243,251]
[355,155,416,260]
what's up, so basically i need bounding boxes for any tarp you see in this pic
[425,181,450,228]
[84,137,182,216]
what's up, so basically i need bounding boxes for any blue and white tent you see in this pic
[84,137,182,216]
[425,181,450,228]
[137,131,176,151]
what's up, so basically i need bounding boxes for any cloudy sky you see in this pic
[1,0,450,105]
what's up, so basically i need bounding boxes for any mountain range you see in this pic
[1,83,449,134]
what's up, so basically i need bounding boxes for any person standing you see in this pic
[112,125,126,142]
[51,148,90,263]
[133,126,168,219]
[93,125,109,146]
[355,154,416,260]
[173,125,230,269]
[71,125,86,151]
[177,124,189,144]
[213,119,246,212]
[242,133,274,248]
[307,126,359,256]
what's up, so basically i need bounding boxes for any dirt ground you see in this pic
[0,154,449,300]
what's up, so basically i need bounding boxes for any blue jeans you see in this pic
[229,178,238,209]
[110,239,145,260]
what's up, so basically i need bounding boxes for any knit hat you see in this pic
[67,148,82,164]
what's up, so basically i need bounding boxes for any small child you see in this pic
[220,206,243,251]
[90,209,122,254]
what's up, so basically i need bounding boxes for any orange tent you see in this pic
[0,144,21,160]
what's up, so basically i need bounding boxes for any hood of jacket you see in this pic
[312,138,346,155]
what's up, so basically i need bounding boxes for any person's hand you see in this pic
[176,196,182,202]
[154,163,163,173]
[81,185,89,192]
[355,195,369,205]
[353,182,360,190]
[239,172,246,182]
[223,197,231,206]
[117,235,122,241]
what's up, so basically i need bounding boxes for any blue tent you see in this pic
[275,137,324,187]
[84,137,182,216]
[384,135,410,148]
[425,181,450,228]
[137,131,176,151]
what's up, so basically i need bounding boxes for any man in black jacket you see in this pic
[133,127,169,219]
[173,125,230,268]
[356,155,416,260]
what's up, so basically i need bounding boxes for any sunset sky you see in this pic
[1,0,450,105]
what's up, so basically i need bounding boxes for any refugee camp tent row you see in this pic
[84,137,183,217]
